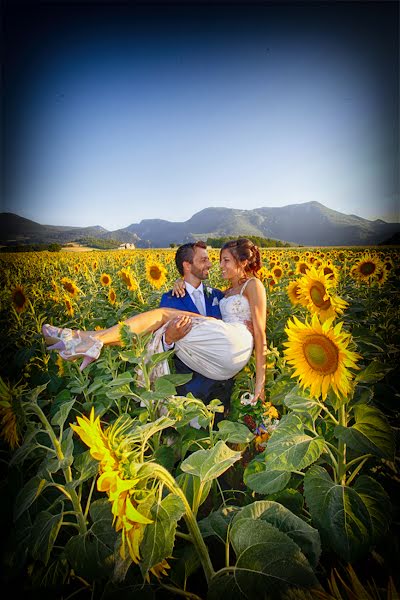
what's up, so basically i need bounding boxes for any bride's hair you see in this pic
[221,238,261,275]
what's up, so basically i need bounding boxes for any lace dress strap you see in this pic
[240,277,256,295]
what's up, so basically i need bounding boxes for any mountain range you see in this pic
[1,202,399,247]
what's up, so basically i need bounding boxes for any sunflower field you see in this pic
[0,246,399,599]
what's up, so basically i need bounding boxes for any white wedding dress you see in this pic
[140,279,255,383]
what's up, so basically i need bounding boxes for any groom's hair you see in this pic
[175,241,207,275]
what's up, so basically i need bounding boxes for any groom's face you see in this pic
[189,247,213,281]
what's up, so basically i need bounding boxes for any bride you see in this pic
[43,239,267,403]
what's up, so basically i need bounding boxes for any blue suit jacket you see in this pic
[159,286,232,402]
[159,286,224,319]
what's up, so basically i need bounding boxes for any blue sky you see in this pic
[3,1,399,230]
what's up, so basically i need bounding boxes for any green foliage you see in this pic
[75,237,123,249]
[206,235,292,248]
[0,242,62,252]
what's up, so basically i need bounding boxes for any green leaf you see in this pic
[266,488,304,516]
[216,420,254,444]
[152,445,176,471]
[14,476,49,521]
[118,350,140,364]
[64,499,117,578]
[244,459,290,494]
[198,506,240,543]
[30,510,64,565]
[227,519,319,597]
[49,388,73,419]
[180,440,241,482]
[175,473,212,509]
[353,475,392,541]
[350,385,374,408]
[50,398,75,430]
[233,500,321,568]
[107,372,136,386]
[304,466,371,561]
[154,376,178,396]
[284,386,322,422]
[73,450,99,484]
[269,377,297,406]
[355,360,393,383]
[140,494,185,577]
[334,405,395,460]
[264,430,325,472]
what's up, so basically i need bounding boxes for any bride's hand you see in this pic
[172,278,186,297]
[253,385,265,404]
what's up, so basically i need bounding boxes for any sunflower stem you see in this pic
[317,402,339,425]
[27,402,87,534]
[337,404,347,485]
[346,455,374,485]
[147,463,215,584]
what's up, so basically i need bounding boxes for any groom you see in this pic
[159,241,234,410]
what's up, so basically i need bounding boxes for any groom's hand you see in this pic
[244,320,254,336]
[165,316,192,345]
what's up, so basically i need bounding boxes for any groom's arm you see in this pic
[159,292,192,346]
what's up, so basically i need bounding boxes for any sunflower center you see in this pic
[359,261,376,276]
[13,291,26,308]
[303,334,339,374]
[150,266,162,280]
[310,282,331,309]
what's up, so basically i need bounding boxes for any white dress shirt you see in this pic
[163,282,206,350]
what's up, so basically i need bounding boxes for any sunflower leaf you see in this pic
[334,405,395,460]
[233,500,321,567]
[355,360,394,383]
[140,494,185,577]
[225,519,319,597]
[244,459,291,494]
[304,465,372,561]
[30,510,64,566]
[64,499,117,578]
[180,440,241,482]
[353,475,392,541]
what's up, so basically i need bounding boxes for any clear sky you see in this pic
[2,1,399,231]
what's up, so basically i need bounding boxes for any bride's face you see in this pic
[220,249,240,281]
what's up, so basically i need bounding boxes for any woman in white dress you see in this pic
[43,239,267,403]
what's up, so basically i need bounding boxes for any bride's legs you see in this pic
[43,308,205,352]
[90,307,200,346]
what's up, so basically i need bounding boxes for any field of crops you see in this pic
[0,246,399,598]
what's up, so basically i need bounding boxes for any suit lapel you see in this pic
[182,293,199,314]
[204,291,213,316]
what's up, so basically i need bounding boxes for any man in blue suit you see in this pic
[159,241,234,412]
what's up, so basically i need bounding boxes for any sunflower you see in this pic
[351,252,384,283]
[145,261,167,289]
[256,266,270,284]
[272,266,284,280]
[71,409,153,565]
[12,285,28,313]
[61,277,80,297]
[283,314,360,400]
[108,288,117,305]
[287,280,303,306]
[119,268,138,291]
[100,272,112,286]
[64,296,74,317]
[146,559,171,582]
[375,267,389,287]
[0,377,26,449]
[297,266,348,322]
[321,261,340,283]
[296,261,310,276]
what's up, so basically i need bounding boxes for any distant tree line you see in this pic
[75,237,122,249]
[0,243,62,253]
[206,235,291,248]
